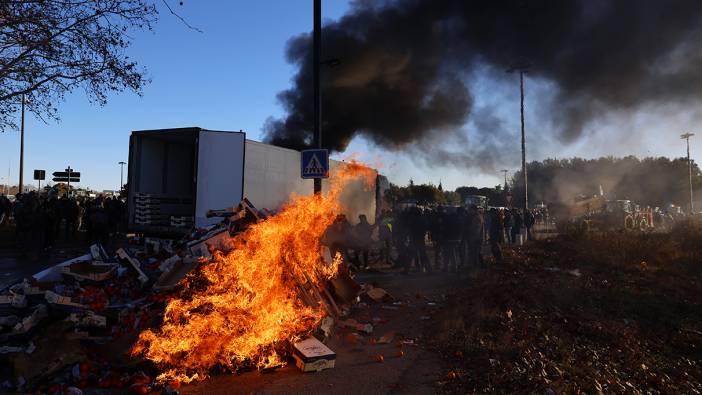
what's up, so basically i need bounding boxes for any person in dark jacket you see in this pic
[462,205,485,269]
[322,214,352,265]
[378,210,394,265]
[511,209,523,245]
[503,208,513,244]
[524,209,535,241]
[43,198,59,250]
[487,208,503,262]
[408,207,431,273]
[428,208,444,271]
[0,195,9,226]
[442,208,461,272]
[89,200,109,246]
[354,214,375,269]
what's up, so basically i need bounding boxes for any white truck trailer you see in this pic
[126,127,388,234]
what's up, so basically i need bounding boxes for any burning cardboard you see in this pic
[130,162,375,383]
[153,256,198,291]
[186,227,229,257]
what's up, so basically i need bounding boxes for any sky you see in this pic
[0,0,700,192]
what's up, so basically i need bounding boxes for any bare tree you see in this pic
[0,0,159,131]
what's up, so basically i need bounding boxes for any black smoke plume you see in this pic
[264,0,702,172]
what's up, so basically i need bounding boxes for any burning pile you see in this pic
[131,161,375,383]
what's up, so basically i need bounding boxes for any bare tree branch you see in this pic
[161,0,203,33]
[0,0,158,131]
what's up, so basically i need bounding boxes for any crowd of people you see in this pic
[3,190,541,271]
[322,204,538,274]
[0,192,126,257]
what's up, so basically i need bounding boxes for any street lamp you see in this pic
[500,169,509,189]
[118,161,126,195]
[18,94,25,193]
[681,133,695,214]
[507,61,531,212]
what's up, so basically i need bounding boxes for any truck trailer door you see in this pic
[195,130,246,227]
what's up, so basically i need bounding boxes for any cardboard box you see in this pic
[187,228,229,257]
[61,261,117,283]
[0,294,27,313]
[115,248,150,285]
[292,337,336,372]
[44,291,87,312]
[89,243,110,262]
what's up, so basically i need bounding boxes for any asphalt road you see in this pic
[0,238,90,289]
[178,271,465,395]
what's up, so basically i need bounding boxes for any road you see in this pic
[179,271,464,395]
[0,238,88,289]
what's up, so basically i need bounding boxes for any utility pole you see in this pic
[119,161,126,195]
[681,132,695,214]
[19,94,25,193]
[312,0,322,195]
[500,169,509,188]
[519,69,527,212]
[507,62,530,212]
[67,166,72,197]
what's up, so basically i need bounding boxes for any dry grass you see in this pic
[429,223,702,394]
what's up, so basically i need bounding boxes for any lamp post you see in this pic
[18,94,25,193]
[507,62,530,213]
[681,133,695,214]
[500,169,509,189]
[118,161,126,195]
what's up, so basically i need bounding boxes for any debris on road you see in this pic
[293,337,337,372]
[363,286,393,303]
[0,191,403,392]
[338,318,373,334]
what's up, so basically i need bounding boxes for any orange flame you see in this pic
[131,161,375,383]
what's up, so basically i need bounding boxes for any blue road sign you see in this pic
[301,149,329,179]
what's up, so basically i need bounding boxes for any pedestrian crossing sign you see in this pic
[301,149,329,179]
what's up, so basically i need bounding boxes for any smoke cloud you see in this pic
[264,0,702,174]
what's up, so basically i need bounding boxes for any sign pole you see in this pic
[313,0,322,195]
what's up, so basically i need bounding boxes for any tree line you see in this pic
[512,156,701,208]
[385,156,701,209]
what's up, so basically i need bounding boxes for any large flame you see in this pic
[131,161,375,383]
